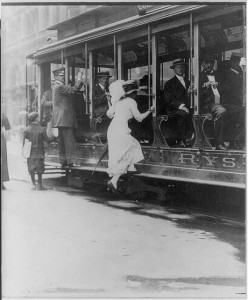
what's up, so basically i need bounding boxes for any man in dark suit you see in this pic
[222,52,245,149]
[163,58,193,147]
[199,55,227,150]
[95,71,112,117]
[51,68,84,167]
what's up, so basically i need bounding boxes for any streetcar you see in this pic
[26,4,246,204]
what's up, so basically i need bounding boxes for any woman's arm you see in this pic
[130,100,154,122]
[107,105,115,119]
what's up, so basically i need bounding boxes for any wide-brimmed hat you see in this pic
[97,71,112,78]
[201,54,215,62]
[230,52,242,61]
[28,112,39,122]
[170,58,187,69]
[52,67,65,76]
[122,80,139,95]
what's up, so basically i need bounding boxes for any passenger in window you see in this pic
[163,58,193,148]
[199,54,227,150]
[222,52,245,149]
[94,71,112,118]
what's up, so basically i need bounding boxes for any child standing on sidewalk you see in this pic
[23,112,52,190]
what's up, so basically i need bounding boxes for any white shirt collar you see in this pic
[176,75,186,88]
[176,75,185,80]
[99,83,105,90]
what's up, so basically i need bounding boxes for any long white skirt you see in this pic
[107,118,144,177]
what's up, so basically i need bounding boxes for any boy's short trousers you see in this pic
[27,158,45,173]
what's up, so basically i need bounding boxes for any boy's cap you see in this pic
[28,112,39,122]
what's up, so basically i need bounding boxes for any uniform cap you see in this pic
[52,67,65,76]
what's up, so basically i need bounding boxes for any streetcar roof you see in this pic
[31,4,205,60]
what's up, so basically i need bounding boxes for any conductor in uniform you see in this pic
[94,71,112,117]
[51,68,84,168]
[163,58,193,147]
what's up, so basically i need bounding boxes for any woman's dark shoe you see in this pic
[107,181,117,193]
[127,170,141,175]
[1,183,6,190]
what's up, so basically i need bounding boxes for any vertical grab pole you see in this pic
[193,22,200,115]
[242,5,246,107]
[85,43,89,115]
[190,13,194,111]
[61,50,64,67]
[89,50,94,118]
[114,34,117,80]
[117,43,123,79]
[148,24,151,107]
[65,57,69,85]
[151,34,157,116]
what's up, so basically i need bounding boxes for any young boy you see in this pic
[23,112,51,190]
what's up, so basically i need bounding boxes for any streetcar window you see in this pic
[93,44,115,84]
[200,11,243,54]
[122,35,150,82]
[198,10,244,115]
[156,26,190,91]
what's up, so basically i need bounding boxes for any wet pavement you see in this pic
[1,141,246,298]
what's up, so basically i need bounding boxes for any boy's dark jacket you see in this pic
[23,122,50,159]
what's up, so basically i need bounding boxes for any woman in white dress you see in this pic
[106,80,154,192]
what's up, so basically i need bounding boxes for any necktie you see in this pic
[207,74,220,104]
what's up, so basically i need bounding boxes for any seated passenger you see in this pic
[163,58,193,147]
[222,52,245,149]
[95,71,112,118]
[199,54,227,150]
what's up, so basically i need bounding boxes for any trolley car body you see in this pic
[27,4,246,190]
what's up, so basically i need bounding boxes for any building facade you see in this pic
[1,5,98,126]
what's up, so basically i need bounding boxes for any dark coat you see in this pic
[94,84,109,117]
[163,76,190,114]
[199,71,225,113]
[23,123,47,159]
[41,89,53,126]
[51,80,83,128]
[223,69,243,106]
[1,113,11,182]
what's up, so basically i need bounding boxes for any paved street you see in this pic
[2,141,246,298]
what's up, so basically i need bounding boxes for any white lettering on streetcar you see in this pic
[178,154,197,164]
[202,155,218,166]
[223,157,236,168]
